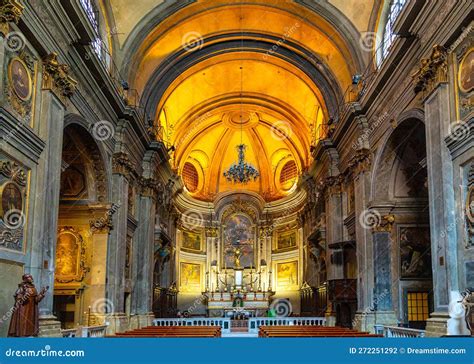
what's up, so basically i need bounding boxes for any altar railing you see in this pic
[152,318,231,334]
[380,325,426,338]
[61,325,108,338]
[248,317,326,334]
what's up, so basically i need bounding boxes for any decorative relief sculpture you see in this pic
[467,164,474,247]
[0,159,27,251]
[42,52,77,104]
[413,45,448,99]
[0,0,24,36]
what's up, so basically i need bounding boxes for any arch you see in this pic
[370,109,426,201]
[119,0,365,78]
[141,35,343,119]
[62,114,112,202]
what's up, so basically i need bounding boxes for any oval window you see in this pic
[182,162,199,193]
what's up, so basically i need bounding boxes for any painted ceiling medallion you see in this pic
[223,144,259,184]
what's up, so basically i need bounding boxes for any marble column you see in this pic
[105,152,133,333]
[351,152,376,332]
[31,89,64,337]
[414,46,459,336]
[325,182,344,281]
[30,54,76,337]
[130,177,157,329]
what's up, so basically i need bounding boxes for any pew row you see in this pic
[258,326,382,338]
[114,326,221,338]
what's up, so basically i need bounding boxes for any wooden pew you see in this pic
[258,325,382,338]
[114,325,221,338]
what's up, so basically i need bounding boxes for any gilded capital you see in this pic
[42,53,78,104]
[373,214,395,233]
[0,0,24,36]
[205,226,219,238]
[413,45,448,99]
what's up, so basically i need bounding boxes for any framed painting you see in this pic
[399,226,432,280]
[8,57,32,102]
[180,262,201,292]
[223,214,255,268]
[181,230,202,252]
[276,261,298,290]
[276,229,297,251]
[458,48,473,94]
[55,227,86,283]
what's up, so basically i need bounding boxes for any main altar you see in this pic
[205,264,274,318]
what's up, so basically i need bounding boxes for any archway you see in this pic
[372,115,433,329]
[53,122,111,329]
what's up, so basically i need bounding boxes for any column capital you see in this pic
[413,45,448,100]
[42,52,77,105]
[89,204,120,234]
[372,214,395,233]
[112,152,135,179]
[0,0,24,36]
[138,176,160,199]
[347,148,371,176]
[205,226,219,238]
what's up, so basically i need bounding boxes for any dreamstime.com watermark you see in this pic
[4,345,85,358]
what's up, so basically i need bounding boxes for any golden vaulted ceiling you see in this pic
[102,0,378,201]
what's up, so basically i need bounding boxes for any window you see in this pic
[279,160,297,184]
[80,0,103,59]
[182,162,199,193]
[379,0,408,63]
[407,292,429,323]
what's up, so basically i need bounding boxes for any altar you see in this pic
[206,291,271,318]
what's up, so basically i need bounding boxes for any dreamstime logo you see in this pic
[450,120,470,142]
[270,298,292,317]
[359,32,377,52]
[358,209,381,229]
[271,120,293,141]
[91,120,115,141]
[5,31,26,52]
[182,31,204,52]
[3,209,25,230]
[91,298,114,314]
[181,210,203,230]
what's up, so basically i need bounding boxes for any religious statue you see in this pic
[8,274,48,337]
[233,245,243,268]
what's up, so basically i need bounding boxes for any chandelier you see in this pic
[223,144,259,184]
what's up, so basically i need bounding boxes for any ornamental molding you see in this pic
[413,45,448,100]
[42,53,77,104]
[0,0,24,36]
[0,160,26,186]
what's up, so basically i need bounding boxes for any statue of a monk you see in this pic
[8,274,48,337]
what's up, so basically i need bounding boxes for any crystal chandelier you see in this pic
[223,144,259,184]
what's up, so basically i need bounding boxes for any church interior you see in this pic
[0,0,472,338]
